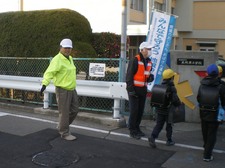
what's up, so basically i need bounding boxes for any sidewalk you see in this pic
[0,102,225,168]
[142,120,225,168]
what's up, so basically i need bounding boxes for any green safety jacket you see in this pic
[42,52,76,90]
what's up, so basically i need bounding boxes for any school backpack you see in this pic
[198,85,220,111]
[150,84,171,108]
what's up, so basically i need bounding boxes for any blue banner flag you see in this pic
[146,10,177,91]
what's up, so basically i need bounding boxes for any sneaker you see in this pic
[62,134,77,141]
[129,132,141,140]
[148,137,156,148]
[166,140,175,146]
[137,129,145,137]
[203,156,214,162]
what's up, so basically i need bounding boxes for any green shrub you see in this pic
[91,32,121,58]
[74,42,97,58]
[0,9,96,58]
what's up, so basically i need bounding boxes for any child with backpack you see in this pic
[197,64,225,162]
[217,65,225,122]
[149,69,181,148]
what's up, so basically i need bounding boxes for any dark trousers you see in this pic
[151,113,172,140]
[201,120,219,158]
[128,94,146,133]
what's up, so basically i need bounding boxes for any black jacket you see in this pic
[197,76,225,121]
[218,77,225,86]
[156,79,181,114]
[126,53,154,96]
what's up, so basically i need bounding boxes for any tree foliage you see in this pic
[91,32,121,58]
[0,9,96,58]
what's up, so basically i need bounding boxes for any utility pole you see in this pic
[119,0,127,82]
[19,0,24,11]
[115,0,127,119]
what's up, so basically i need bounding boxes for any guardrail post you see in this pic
[113,98,121,119]
[43,92,49,109]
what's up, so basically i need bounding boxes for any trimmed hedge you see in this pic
[0,9,96,58]
[91,32,121,58]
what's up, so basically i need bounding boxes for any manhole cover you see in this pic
[32,150,79,167]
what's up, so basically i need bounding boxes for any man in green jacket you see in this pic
[40,38,79,141]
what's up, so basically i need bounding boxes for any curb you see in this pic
[0,102,127,128]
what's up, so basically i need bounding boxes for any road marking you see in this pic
[110,132,130,137]
[0,112,8,116]
[70,125,109,134]
[1,111,225,154]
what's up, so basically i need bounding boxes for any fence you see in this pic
[0,57,153,117]
[0,57,130,115]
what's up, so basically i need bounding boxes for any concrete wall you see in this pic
[175,0,193,32]
[170,51,218,122]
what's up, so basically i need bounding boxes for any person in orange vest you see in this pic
[126,41,154,139]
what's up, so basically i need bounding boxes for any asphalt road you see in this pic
[0,107,225,168]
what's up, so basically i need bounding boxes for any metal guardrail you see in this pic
[0,75,128,118]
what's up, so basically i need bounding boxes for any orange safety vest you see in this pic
[133,55,152,87]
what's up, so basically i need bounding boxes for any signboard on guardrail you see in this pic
[89,63,105,77]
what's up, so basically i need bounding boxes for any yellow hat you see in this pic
[162,69,176,79]
[218,65,223,74]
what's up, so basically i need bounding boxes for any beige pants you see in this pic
[55,87,79,137]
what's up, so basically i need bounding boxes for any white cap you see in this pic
[139,42,153,50]
[60,38,73,48]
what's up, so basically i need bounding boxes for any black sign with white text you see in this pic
[177,58,204,66]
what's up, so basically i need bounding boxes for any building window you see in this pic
[186,46,192,50]
[199,47,215,52]
[130,0,144,11]
[197,42,216,52]
[171,7,175,14]
[128,47,138,60]
[154,2,163,11]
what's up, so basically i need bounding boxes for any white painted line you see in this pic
[0,112,8,116]
[110,132,130,137]
[7,113,58,124]
[141,137,225,154]
[70,125,109,134]
[5,112,109,134]
[212,149,225,154]
[2,112,225,154]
